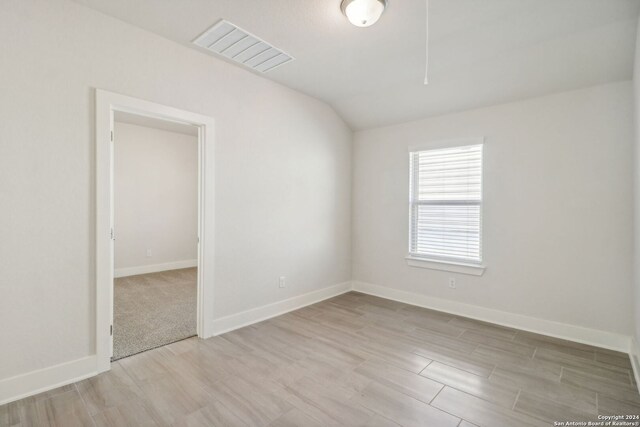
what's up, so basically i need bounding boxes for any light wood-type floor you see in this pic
[2,292,639,426]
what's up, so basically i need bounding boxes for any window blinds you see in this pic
[409,144,483,264]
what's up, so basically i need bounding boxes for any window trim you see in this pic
[405,256,486,276]
[407,138,486,273]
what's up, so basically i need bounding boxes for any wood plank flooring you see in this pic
[2,291,639,426]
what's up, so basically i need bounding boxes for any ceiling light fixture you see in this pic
[341,0,388,28]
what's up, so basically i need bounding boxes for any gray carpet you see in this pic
[112,267,197,360]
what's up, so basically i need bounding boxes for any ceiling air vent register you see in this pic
[193,20,294,73]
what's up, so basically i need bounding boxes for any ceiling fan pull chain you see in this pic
[424,0,429,85]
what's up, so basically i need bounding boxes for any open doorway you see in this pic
[111,112,198,360]
[96,90,215,373]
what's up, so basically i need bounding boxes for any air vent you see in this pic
[193,20,294,73]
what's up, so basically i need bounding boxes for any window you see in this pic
[409,142,483,266]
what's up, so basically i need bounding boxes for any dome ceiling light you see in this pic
[341,0,388,28]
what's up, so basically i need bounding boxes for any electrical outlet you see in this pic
[279,276,286,288]
[146,248,152,257]
[448,278,456,289]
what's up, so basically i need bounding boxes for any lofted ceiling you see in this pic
[74,0,640,130]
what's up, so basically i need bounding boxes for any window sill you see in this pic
[406,256,486,276]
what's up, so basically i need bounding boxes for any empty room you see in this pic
[1,0,640,426]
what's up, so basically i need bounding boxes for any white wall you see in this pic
[353,81,634,337]
[0,0,352,381]
[114,122,197,275]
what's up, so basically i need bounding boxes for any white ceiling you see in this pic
[75,0,640,130]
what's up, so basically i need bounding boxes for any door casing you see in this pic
[95,89,215,373]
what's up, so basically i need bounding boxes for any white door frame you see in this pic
[95,89,215,373]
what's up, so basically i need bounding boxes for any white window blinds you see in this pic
[409,143,483,264]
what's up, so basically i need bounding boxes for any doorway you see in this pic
[112,113,198,360]
[95,90,215,373]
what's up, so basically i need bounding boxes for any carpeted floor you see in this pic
[112,267,197,360]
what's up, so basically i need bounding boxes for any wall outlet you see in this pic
[448,278,456,289]
[146,248,152,257]
[279,276,286,288]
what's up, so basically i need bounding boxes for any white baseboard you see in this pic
[352,281,631,353]
[114,259,197,278]
[0,356,97,405]
[630,338,640,392]
[211,281,352,336]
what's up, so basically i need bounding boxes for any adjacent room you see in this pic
[1,0,640,425]
[112,112,199,360]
